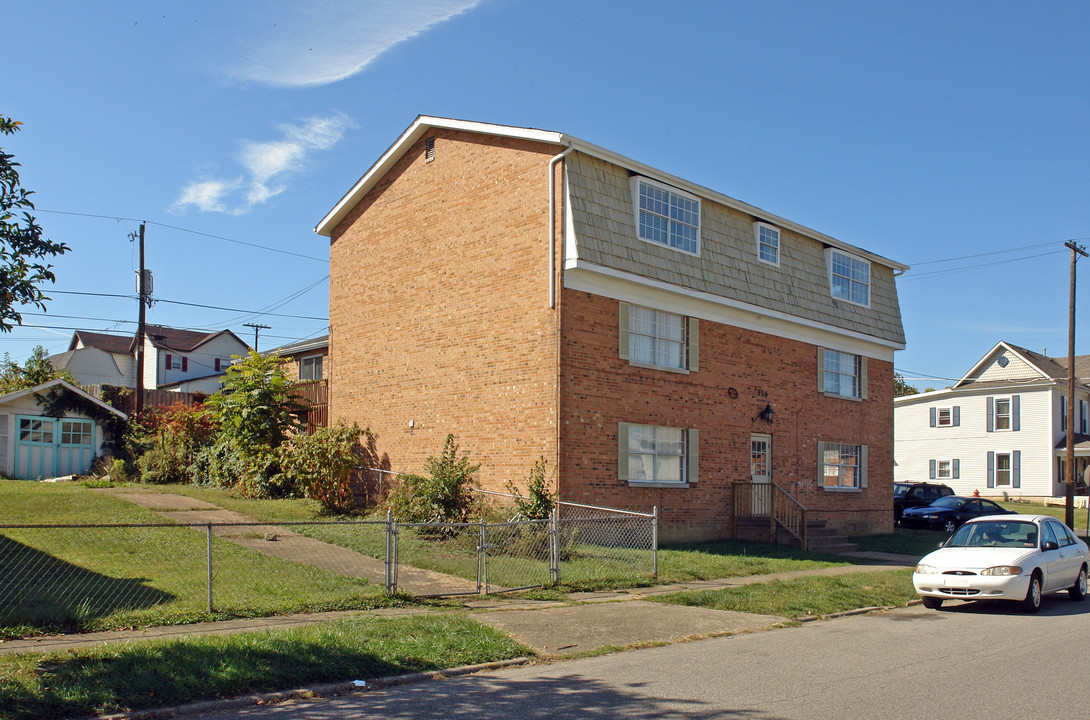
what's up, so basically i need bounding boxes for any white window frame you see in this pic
[630,176,701,256]
[628,305,687,372]
[994,396,1012,432]
[819,441,866,491]
[995,452,1012,487]
[825,248,871,308]
[822,349,863,399]
[299,354,323,381]
[936,460,953,479]
[753,221,780,267]
[936,407,953,427]
[626,424,687,485]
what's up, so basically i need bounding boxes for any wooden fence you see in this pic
[81,380,329,431]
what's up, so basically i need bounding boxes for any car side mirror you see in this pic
[1043,541,1059,551]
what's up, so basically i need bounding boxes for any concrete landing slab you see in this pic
[472,599,786,657]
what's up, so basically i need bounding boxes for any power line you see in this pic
[48,290,328,321]
[906,241,1067,267]
[35,209,328,262]
[900,249,1067,281]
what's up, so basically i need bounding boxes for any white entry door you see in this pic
[750,433,772,514]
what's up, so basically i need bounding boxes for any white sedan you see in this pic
[913,514,1089,613]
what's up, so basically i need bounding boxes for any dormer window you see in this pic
[631,176,700,256]
[826,249,870,307]
[754,221,780,266]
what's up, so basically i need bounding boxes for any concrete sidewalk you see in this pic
[0,558,916,659]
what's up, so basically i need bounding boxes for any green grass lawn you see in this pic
[0,613,529,720]
[0,481,402,637]
[649,569,917,619]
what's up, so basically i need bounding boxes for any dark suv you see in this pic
[894,482,954,525]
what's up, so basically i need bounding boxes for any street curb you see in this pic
[797,598,923,622]
[90,656,535,720]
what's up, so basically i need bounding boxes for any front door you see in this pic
[750,433,772,514]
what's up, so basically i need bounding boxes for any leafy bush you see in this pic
[198,351,305,498]
[276,424,368,513]
[388,434,480,522]
[132,403,217,484]
[507,457,557,520]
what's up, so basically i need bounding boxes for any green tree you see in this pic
[894,372,919,398]
[507,457,557,520]
[388,434,481,523]
[0,345,74,393]
[0,117,68,331]
[200,351,306,497]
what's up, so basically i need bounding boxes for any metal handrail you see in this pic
[731,481,808,550]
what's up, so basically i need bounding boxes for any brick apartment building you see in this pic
[315,116,907,541]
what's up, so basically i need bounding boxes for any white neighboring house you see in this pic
[48,326,251,394]
[141,325,251,394]
[0,379,127,480]
[895,341,1090,499]
[48,330,134,387]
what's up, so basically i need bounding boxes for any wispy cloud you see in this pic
[172,114,354,216]
[229,0,484,88]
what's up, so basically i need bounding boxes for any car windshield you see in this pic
[929,496,965,510]
[894,484,909,498]
[946,520,1038,548]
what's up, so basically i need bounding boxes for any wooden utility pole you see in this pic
[244,323,270,352]
[135,223,147,415]
[1064,240,1087,529]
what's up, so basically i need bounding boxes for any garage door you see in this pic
[13,415,96,480]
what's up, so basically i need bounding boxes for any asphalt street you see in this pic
[190,594,1090,720]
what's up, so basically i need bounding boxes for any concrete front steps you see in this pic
[734,517,858,554]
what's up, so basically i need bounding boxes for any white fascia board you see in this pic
[0,379,128,419]
[315,115,566,236]
[563,260,901,360]
[895,380,1056,406]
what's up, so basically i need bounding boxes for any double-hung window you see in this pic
[631,177,700,255]
[754,222,780,266]
[987,450,1021,489]
[300,355,323,381]
[930,458,959,480]
[826,249,870,307]
[619,302,698,373]
[819,441,867,490]
[618,423,699,486]
[820,348,865,399]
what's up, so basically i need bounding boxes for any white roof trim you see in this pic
[564,259,904,353]
[314,116,907,272]
[0,379,128,419]
[953,341,1052,388]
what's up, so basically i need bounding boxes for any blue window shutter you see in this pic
[987,451,995,488]
[986,397,994,432]
[1012,395,1020,432]
[953,406,960,426]
[1062,395,1067,432]
[952,459,960,479]
[929,408,937,427]
[929,460,936,479]
[1012,450,1021,488]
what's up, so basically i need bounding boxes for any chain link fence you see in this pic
[0,498,657,633]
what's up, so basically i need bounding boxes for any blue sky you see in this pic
[5,1,1090,386]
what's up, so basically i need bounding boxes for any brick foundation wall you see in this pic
[327,130,563,494]
[558,290,894,541]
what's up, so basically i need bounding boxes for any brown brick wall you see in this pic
[327,129,563,491]
[558,290,894,541]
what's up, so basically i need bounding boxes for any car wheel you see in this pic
[1022,572,1043,613]
[921,596,943,610]
[943,519,957,533]
[1070,566,1088,601]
